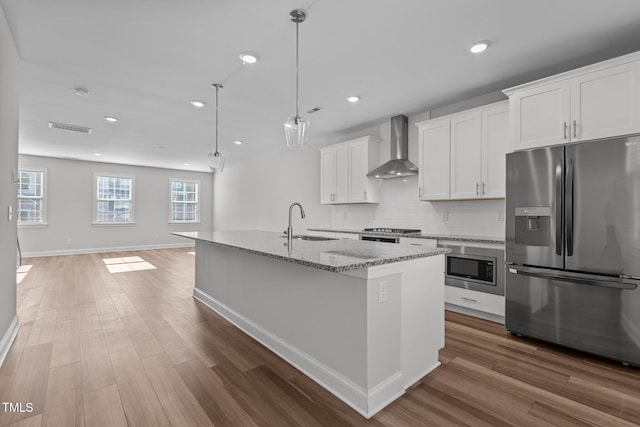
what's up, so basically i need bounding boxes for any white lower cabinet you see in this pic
[445,286,505,318]
[398,237,437,248]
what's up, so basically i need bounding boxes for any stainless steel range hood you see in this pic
[367,115,418,179]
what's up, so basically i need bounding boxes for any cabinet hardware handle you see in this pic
[573,120,577,139]
[476,182,479,196]
[364,191,367,200]
[482,182,486,195]
[461,297,478,303]
[419,187,422,198]
[563,122,568,140]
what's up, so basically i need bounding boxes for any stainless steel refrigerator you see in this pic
[505,134,640,366]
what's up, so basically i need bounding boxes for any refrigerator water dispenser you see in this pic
[514,207,551,246]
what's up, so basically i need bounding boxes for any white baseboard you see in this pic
[402,361,441,390]
[445,303,504,324]
[193,288,404,419]
[0,316,19,369]
[22,242,194,258]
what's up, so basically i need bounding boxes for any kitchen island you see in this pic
[173,230,447,418]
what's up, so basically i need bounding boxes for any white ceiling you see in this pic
[3,0,640,172]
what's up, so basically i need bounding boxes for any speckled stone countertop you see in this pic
[173,230,447,273]
[307,227,505,245]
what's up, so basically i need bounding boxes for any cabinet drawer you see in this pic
[399,237,437,247]
[445,286,505,316]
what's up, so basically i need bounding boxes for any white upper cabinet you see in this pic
[334,144,349,203]
[417,101,508,201]
[320,136,380,205]
[450,111,482,199]
[506,52,640,151]
[418,118,450,201]
[510,81,571,150]
[320,149,336,204]
[481,104,510,198]
[572,63,640,141]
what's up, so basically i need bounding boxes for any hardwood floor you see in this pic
[1,248,639,426]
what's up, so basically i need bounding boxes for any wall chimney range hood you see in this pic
[367,115,418,179]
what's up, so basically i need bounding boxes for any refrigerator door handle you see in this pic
[508,266,638,290]
[555,163,563,256]
[566,158,574,256]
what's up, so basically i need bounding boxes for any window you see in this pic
[95,174,135,224]
[170,179,200,223]
[17,168,47,226]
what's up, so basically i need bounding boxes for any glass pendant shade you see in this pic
[208,151,225,173]
[284,115,309,149]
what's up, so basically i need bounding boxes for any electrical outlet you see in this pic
[65,238,72,245]
[7,205,12,221]
[378,280,388,304]
[497,211,505,221]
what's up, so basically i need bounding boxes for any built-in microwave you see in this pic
[437,243,505,296]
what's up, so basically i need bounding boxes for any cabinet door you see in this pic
[571,62,640,142]
[418,120,450,200]
[481,104,509,198]
[450,112,482,199]
[511,81,571,150]
[334,144,349,203]
[348,140,369,202]
[320,149,335,204]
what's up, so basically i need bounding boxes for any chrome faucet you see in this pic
[287,202,306,249]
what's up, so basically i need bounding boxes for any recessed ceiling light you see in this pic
[470,41,490,54]
[239,53,258,64]
[104,116,118,122]
[347,95,360,103]
[189,100,206,108]
[93,152,102,156]
[184,163,190,166]
[74,87,90,97]
[233,140,243,145]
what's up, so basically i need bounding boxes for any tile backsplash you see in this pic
[331,175,505,237]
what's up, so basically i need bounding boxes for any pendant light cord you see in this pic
[295,20,300,119]
[215,85,219,155]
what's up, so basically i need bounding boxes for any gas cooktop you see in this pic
[362,228,422,234]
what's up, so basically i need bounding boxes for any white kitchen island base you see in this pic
[189,237,445,418]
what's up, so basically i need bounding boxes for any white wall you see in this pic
[213,146,331,232]
[214,92,506,238]
[0,5,20,358]
[18,155,214,256]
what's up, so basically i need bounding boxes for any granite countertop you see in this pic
[172,230,447,273]
[307,227,505,245]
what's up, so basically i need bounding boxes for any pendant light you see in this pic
[208,83,225,172]
[284,9,309,149]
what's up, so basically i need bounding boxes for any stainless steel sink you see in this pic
[281,235,338,241]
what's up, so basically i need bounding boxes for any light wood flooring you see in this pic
[1,248,639,426]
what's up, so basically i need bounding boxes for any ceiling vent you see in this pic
[48,121,92,134]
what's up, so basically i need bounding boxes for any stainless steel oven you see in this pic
[438,243,505,296]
